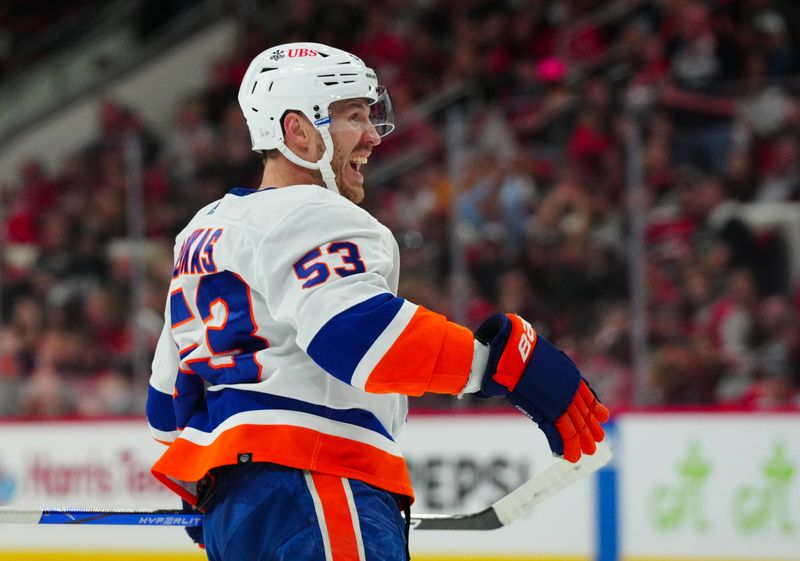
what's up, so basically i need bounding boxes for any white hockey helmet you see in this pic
[238,42,395,194]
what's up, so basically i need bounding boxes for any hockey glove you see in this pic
[181,500,205,549]
[475,314,609,462]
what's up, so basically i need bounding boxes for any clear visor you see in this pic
[369,85,395,137]
[326,85,395,138]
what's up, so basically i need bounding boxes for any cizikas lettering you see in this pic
[288,48,317,57]
[172,228,223,278]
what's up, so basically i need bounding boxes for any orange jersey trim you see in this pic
[151,424,414,502]
[365,307,473,396]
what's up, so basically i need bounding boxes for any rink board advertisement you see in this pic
[617,412,800,561]
[0,414,593,561]
[1,412,799,561]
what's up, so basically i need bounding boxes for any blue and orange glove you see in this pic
[474,314,609,462]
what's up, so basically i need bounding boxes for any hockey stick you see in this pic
[410,441,611,530]
[0,443,611,531]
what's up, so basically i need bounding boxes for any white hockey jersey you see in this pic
[146,185,475,504]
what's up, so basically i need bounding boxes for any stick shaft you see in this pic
[0,509,202,526]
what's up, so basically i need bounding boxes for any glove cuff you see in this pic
[458,340,490,398]
[474,314,511,346]
[474,314,515,398]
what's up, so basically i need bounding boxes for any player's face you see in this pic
[327,99,381,203]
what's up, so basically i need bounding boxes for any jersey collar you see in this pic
[228,187,276,197]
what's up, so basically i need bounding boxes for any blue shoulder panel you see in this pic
[307,293,404,385]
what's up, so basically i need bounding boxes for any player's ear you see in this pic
[283,112,316,151]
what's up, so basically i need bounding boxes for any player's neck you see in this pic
[259,159,324,190]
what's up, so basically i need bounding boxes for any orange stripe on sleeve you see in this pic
[365,307,473,396]
[311,473,362,561]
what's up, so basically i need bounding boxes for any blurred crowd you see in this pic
[2,0,800,418]
[0,0,197,81]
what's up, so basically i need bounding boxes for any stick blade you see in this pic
[493,441,612,526]
[408,442,612,531]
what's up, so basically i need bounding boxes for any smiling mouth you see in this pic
[349,155,369,174]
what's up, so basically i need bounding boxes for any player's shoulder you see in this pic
[175,199,224,240]
[269,184,370,214]
[179,185,389,243]
[263,185,381,231]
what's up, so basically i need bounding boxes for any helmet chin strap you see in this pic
[274,127,339,195]
[317,128,338,194]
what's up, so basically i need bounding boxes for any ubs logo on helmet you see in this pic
[270,49,285,61]
[288,48,318,57]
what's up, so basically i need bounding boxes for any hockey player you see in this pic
[146,42,609,561]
